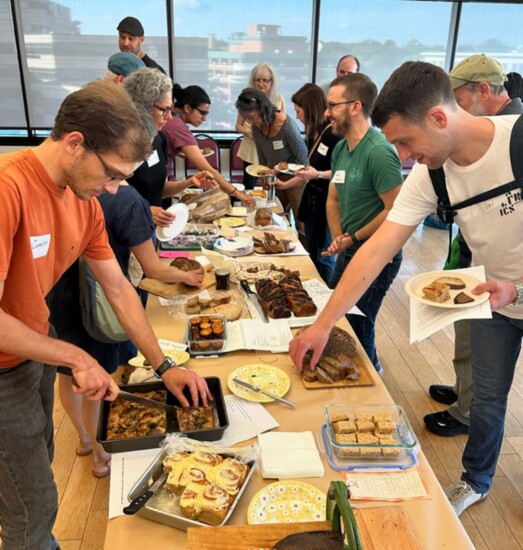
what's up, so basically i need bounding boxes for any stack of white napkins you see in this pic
[258,431,324,479]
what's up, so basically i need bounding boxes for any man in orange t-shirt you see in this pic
[0,80,211,549]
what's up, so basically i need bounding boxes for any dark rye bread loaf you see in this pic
[300,326,359,384]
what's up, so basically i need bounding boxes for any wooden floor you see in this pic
[50,224,523,549]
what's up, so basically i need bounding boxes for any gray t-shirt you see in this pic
[252,116,308,168]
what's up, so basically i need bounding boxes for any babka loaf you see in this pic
[279,273,317,317]
[255,279,291,318]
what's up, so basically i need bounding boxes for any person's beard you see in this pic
[332,111,351,137]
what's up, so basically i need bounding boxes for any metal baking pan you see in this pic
[97,377,229,453]
[127,449,255,531]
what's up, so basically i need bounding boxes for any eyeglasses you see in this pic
[153,104,174,118]
[326,99,361,111]
[194,107,209,118]
[83,137,134,182]
[255,78,272,85]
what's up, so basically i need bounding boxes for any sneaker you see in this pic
[445,481,488,516]
[429,384,458,405]
[423,213,449,230]
[374,360,383,376]
[423,410,469,436]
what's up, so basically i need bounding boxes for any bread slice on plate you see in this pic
[454,291,474,305]
[423,281,450,303]
[433,276,466,289]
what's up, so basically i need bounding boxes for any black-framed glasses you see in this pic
[194,107,209,118]
[326,99,362,111]
[83,137,134,182]
[153,104,174,118]
[255,78,272,84]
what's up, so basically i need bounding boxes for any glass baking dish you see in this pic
[324,403,418,459]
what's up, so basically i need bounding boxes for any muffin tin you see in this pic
[324,403,418,460]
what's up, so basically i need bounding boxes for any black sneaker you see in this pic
[424,410,469,437]
[429,384,458,405]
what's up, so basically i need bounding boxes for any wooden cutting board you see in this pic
[301,352,375,389]
[186,506,421,549]
[139,271,215,299]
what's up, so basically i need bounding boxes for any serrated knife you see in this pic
[240,279,269,323]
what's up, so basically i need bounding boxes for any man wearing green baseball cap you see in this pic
[449,53,522,115]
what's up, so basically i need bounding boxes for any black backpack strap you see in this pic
[428,167,454,262]
[509,114,523,182]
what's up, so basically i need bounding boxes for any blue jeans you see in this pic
[329,250,402,370]
[462,313,523,494]
[0,360,60,549]
[304,220,334,284]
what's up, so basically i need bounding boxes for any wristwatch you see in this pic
[317,171,324,179]
[154,356,177,378]
[512,279,523,305]
[349,230,362,246]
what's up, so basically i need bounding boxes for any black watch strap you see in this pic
[154,356,176,378]
[349,230,361,245]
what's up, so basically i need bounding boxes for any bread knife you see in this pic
[232,377,295,408]
[123,472,169,515]
[240,279,270,323]
[117,390,179,416]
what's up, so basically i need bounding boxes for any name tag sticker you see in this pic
[273,140,284,150]
[147,150,160,167]
[318,143,329,156]
[31,234,51,259]
[332,170,346,184]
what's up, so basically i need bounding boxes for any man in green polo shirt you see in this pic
[324,73,403,374]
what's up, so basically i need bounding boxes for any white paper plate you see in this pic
[213,237,254,257]
[232,183,246,192]
[155,203,189,242]
[246,164,271,177]
[404,270,490,309]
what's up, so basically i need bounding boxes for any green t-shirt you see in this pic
[331,127,402,256]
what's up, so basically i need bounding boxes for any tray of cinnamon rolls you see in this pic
[127,448,255,530]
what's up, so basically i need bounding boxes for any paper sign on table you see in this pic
[224,319,292,353]
[409,266,492,344]
[341,468,430,501]
[109,448,162,518]
[214,394,279,448]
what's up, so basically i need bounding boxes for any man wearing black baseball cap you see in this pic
[117,16,166,74]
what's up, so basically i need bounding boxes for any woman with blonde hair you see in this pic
[235,63,286,188]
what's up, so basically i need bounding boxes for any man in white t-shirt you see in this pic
[289,60,523,517]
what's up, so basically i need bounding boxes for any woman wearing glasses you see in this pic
[162,84,253,206]
[123,69,214,227]
[272,83,342,282]
[235,64,285,188]
[236,87,308,242]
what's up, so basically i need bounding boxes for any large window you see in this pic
[2,1,523,140]
[317,0,454,90]
[0,3,26,131]
[454,3,523,74]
